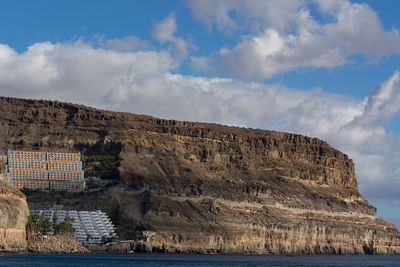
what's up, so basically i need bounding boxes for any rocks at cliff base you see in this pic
[27,235,89,254]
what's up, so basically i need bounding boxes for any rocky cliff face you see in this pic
[1,96,399,254]
[0,180,28,252]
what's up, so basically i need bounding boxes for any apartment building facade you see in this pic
[7,150,85,192]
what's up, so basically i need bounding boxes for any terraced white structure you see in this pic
[30,206,118,245]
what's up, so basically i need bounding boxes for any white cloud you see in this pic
[101,36,152,52]
[350,71,400,128]
[0,44,17,62]
[187,0,400,79]
[0,41,176,103]
[186,0,303,32]
[152,13,194,60]
[189,56,214,73]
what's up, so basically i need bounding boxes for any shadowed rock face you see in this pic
[1,96,399,254]
[0,181,28,252]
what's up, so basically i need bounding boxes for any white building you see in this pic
[30,206,118,245]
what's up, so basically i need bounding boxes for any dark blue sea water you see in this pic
[0,254,399,267]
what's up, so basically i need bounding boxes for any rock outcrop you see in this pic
[28,235,89,254]
[0,161,8,182]
[0,180,28,252]
[0,96,399,254]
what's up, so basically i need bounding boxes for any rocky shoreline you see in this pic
[27,235,89,254]
[84,244,400,255]
[6,235,400,255]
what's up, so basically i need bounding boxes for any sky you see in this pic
[0,0,399,229]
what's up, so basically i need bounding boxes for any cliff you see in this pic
[0,180,28,252]
[0,96,399,254]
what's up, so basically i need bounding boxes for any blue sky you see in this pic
[0,0,400,228]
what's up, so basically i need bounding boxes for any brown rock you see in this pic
[88,242,133,253]
[27,235,89,254]
[0,96,399,254]
[0,181,28,252]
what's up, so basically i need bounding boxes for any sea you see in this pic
[0,254,399,267]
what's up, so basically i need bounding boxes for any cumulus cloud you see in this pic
[186,0,303,33]
[350,71,400,129]
[100,36,152,52]
[152,13,194,60]
[0,41,177,103]
[187,0,400,79]
[189,56,214,73]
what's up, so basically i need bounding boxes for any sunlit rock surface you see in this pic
[0,96,399,254]
[0,181,28,252]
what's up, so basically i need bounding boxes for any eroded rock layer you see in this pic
[0,181,28,252]
[1,96,399,254]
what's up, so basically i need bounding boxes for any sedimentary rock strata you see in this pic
[0,96,399,254]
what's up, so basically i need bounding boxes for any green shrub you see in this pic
[54,216,76,235]
[26,214,52,238]
[87,155,120,179]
